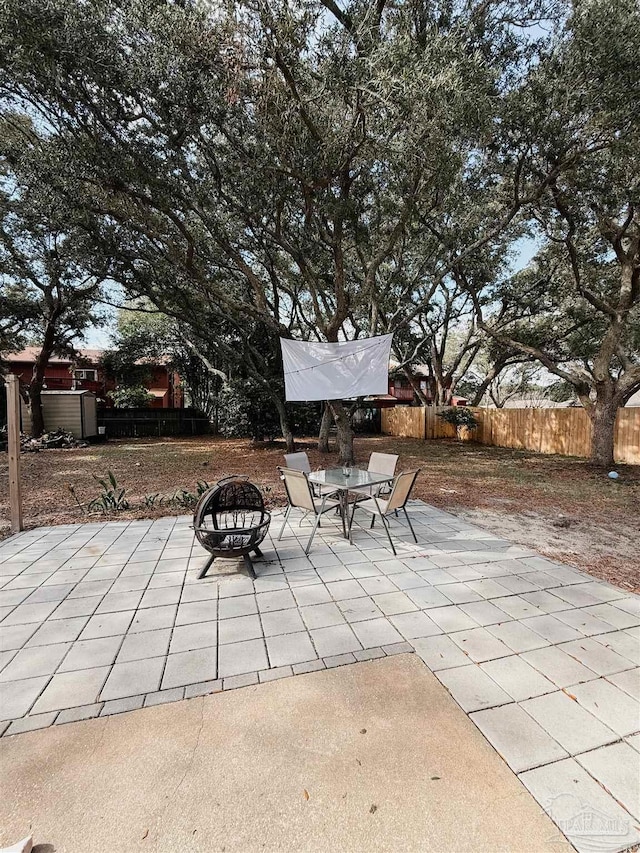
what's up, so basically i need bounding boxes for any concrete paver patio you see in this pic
[0,500,639,852]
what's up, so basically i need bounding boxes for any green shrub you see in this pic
[289,401,322,436]
[88,470,130,512]
[111,385,153,408]
[167,488,198,508]
[218,381,281,441]
[142,493,163,508]
[437,407,478,431]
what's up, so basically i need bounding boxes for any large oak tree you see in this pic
[0,159,107,436]
[3,0,636,465]
[0,0,547,461]
[469,0,640,465]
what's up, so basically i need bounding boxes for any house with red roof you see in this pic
[3,347,183,409]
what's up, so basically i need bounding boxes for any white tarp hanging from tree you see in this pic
[280,335,393,402]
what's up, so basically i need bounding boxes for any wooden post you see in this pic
[6,374,24,533]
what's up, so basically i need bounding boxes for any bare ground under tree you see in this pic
[1,435,638,592]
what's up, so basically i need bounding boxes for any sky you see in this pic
[84,323,114,348]
[83,282,121,348]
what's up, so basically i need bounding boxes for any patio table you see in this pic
[308,467,393,544]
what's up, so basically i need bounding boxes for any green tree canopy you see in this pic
[1,0,636,462]
[0,137,108,434]
[0,0,554,459]
[470,0,640,464]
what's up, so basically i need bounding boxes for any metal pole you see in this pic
[6,375,24,533]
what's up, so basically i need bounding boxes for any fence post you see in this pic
[6,375,24,533]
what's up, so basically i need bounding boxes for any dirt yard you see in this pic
[1,435,638,591]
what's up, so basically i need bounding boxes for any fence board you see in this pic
[382,405,640,465]
[381,407,424,439]
[98,407,210,438]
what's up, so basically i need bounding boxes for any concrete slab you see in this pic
[520,691,618,755]
[0,655,570,853]
[0,676,49,721]
[607,667,639,699]
[100,658,164,701]
[594,630,640,665]
[412,634,472,671]
[520,645,598,688]
[558,636,635,675]
[570,678,640,737]
[436,664,512,712]
[470,703,568,772]
[479,655,556,702]
[576,742,640,821]
[449,627,512,663]
[520,757,640,853]
[485,620,550,653]
[161,648,218,690]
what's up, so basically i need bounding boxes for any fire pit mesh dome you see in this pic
[193,476,270,578]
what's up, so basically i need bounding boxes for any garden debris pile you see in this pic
[1,426,89,452]
[23,428,88,451]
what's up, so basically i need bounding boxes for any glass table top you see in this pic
[308,468,392,490]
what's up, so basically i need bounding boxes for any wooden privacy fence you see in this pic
[381,406,640,465]
[98,407,210,438]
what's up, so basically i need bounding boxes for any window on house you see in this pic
[74,369,97,381]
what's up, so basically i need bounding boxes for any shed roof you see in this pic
[41,390,95,397]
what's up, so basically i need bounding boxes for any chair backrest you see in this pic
[368,452,399,478]
[386,469,420,512]
[283,451,311,473]
[278,466,316,512]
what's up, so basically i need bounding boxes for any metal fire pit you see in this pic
[193,476,270,579]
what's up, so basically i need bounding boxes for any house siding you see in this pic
[4,348,183,409]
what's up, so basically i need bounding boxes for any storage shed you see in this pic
[38,390,98,439]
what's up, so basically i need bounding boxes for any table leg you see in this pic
[340,491,347,539]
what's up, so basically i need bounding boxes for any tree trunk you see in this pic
[329,400,354,465]
[402,366,430,405]
[433,371,449,406]
[273,396,295,454]
[28,382,45,438]
[318,403,332,453]
[471,364,502,406]
[29,334,56,438]
[589,386,617,468]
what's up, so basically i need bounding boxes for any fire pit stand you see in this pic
[193,476,270,579]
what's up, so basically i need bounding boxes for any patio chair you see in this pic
[283,451,338,498]
[283,451,311,473]
[348,469,420,556]
[277,467,341,554]
[349,452,399,500]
